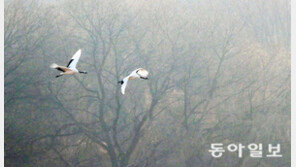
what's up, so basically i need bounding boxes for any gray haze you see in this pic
[4,0,290,166]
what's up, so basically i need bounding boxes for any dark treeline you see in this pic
[4,0,290,166]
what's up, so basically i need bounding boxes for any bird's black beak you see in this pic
[79,71,87,74]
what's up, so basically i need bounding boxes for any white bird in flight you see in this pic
[118,68,149,94]
[50,49,87,78]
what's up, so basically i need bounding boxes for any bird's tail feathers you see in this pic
[50,63,59,69]
[118,80,124,85]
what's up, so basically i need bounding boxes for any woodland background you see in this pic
[4,0,290,166]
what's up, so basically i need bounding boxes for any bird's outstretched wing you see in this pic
[67,49,81,70]
[121,77,129,95]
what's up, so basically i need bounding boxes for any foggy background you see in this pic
[4,0,290,166]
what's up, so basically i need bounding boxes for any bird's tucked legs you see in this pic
[56,73,63,78]
[140,77,148,80]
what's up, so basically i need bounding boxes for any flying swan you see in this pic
[118,68,149,94]
[50,49,87,78]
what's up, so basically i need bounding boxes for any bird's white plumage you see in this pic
[120,68,149,95]
[50,49,87,78]
[50,63,58,69]
[121,77,129,94]
[68,49,81,70]
[136,69,149,78]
